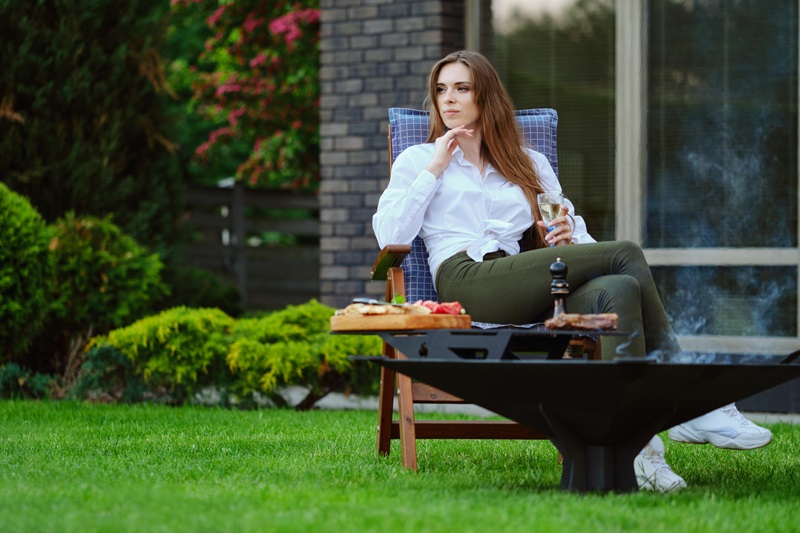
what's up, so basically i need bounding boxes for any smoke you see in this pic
[657,266,796,338]
[658,351,787,366]
[643,1,798,349]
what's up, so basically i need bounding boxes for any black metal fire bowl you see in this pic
[368,354,800,493]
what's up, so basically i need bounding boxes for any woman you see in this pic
[373,50,678,361]
[372,50,772,491]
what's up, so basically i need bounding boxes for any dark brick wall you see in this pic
[319,0,465,308]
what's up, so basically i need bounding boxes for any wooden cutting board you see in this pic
[330,313,471,332]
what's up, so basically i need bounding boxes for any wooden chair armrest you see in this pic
[371,244,411,280]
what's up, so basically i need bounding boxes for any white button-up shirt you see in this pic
[372,143,595,288]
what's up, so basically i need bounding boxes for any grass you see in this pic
[1,401,799,532]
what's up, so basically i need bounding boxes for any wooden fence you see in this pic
[182,183,320,311]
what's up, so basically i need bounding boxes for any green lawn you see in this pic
[1,401,798,532]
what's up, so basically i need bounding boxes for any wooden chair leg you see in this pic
[376,344,396,456]
[396,352,418,471]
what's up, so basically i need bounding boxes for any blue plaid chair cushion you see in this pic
[388,107,559,304]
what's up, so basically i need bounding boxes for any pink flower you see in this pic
[207,6,226,27]
[242,14,264,34]
[216,83,241,96]
[196,140,210,156]
[228,108,246,127]
[268,9,319,49]
[249,53,267,68]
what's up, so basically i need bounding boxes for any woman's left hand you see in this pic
[536,205,573,246]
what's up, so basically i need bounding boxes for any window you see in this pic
[479,0,800,354]
[647,0,798,249]
[484,0,617,240]
[644,0,799,353]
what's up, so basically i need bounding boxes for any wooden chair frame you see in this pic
[370,111,598,470]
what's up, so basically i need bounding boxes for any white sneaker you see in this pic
[668,403,773,450]
[634,435,687,492]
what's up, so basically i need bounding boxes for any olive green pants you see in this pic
[435,240,680,360]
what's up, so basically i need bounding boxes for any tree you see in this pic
[0,0,183,249]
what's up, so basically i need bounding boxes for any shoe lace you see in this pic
[646,450,672,473]
[719,403,754,427]
[639,448,684,492]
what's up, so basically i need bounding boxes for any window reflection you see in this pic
[487,0,616,240]
[646,0,798,248]
[653,266,797,337]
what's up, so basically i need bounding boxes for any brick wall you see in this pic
[319,0,465,309]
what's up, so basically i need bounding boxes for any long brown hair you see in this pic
[424,50,547,248]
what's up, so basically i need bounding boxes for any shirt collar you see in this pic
[451,145,496,175]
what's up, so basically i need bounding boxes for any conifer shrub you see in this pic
[0,182,52,364]
[73,301,382,408]
[226,300,382,409]
[97,307,235,404]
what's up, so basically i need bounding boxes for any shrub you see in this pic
[226,300,382,409]
[31,213,168,378]
[100,307,235,404]
[0,182,52,364]
[0,363,53,399]
[68,344,147,404]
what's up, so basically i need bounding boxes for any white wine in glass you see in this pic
[537,192,563,230]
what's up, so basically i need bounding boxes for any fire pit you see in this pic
[364,338,800,493]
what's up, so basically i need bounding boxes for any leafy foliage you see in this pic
[68,344,148,403]
[74,300,381,408]
[170,0,320,189]
[0,363,53,399]
[99,306,235,404]
[0,182,52,364]
[226,300,382,408]
[0,0,183,249]
[29,213,169,377]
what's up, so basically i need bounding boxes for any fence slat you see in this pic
[181,184,320,311]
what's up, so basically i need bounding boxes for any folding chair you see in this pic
[371,108,599,470]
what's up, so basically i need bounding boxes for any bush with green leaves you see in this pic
[30,213,169,377]
[68,344,148,404]
[226,300,382,409]
[74,300,382,408]
[0,363,53,399]
[0,182,52,364]
[97,306,235,404]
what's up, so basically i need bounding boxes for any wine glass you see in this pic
[537,192,563,247]
[537,192,563,231]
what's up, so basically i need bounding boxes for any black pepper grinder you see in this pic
[550,257,569,319]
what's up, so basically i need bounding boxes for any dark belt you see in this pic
[482,250,507,261]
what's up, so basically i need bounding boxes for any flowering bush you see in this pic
[171,0,320,189]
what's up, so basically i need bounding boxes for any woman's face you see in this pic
[436,62,479,130]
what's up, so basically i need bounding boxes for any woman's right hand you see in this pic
[425,126,474,178]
